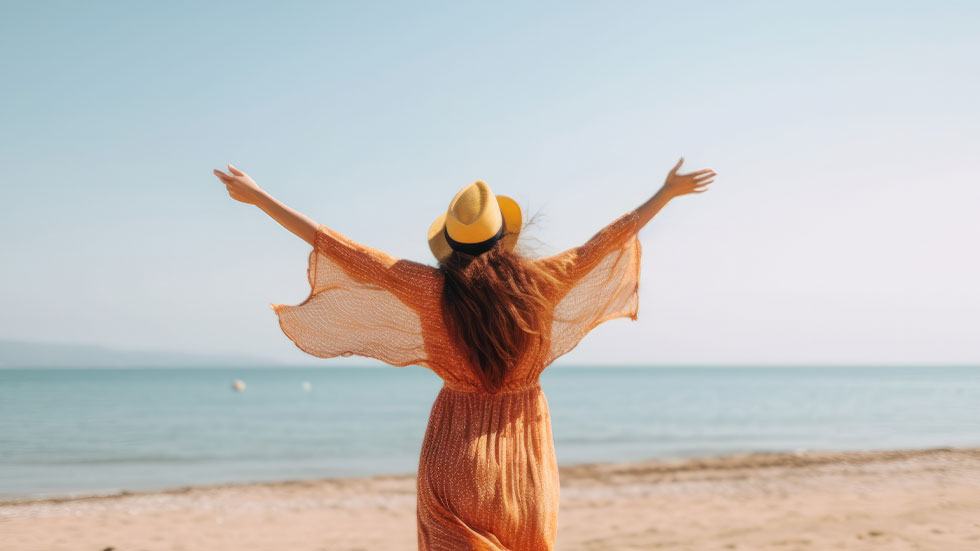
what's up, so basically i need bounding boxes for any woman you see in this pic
[212,158,716,550]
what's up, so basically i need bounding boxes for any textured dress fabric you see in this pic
[271,210,642,551]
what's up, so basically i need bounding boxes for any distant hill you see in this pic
[0,339,286,368]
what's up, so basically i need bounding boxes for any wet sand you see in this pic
[2,446,979,550]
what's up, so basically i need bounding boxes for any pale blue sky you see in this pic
[1,2,977,366]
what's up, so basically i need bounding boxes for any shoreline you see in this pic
[1,445,973,507]
[3,446,980,550]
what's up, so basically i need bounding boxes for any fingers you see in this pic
[689,169,715,178]
[691,177,715,192]
[227,164,245,176]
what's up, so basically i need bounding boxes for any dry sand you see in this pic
[2,447,979,550]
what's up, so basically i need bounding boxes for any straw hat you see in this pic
[427,180,522,262]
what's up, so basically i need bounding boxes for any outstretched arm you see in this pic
[534,157,716,296]
[212,164,319,246]
[212,163,439,312]
[635,157,716,229]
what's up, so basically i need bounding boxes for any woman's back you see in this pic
[271,209,642,392]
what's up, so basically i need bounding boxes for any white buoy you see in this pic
[232,379,246,392]
[301,381,312,392]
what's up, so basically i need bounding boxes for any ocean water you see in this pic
[0,365,978,500]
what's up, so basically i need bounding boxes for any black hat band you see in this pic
[443,206,506,256]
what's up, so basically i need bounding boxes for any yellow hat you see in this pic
[427,180,522,262]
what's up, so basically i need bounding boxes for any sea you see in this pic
[1,365,978,501]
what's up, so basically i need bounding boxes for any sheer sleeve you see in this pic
[269,224,440,369]
[534,210,642,366]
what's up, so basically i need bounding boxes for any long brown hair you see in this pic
[438,218,561,392]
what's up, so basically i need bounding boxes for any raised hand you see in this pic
[213,164,264,205]
[661,157,716,198]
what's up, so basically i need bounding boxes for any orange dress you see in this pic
[271,210,643,550]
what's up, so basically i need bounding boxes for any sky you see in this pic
[1,1,977,366]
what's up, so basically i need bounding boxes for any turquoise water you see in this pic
[1,366,978,500]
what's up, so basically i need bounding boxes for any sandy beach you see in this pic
[1,447,978,550]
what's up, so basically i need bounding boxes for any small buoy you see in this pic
[232,379,246,392]
[301,381,312,392]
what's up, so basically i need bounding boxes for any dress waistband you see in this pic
[441,382,542,396]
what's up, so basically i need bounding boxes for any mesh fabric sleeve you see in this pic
[533,210,643,367]
[270,224,439,369]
